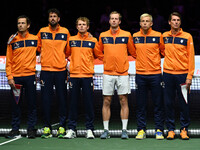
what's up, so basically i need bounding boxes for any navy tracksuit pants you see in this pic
[68,77,94,131]
[40,70,67,129]
[11,75,37,131]
[163,72,190,131]
[136,74,164,131]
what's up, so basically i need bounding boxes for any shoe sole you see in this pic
[181,138,189,140]
[156,138,164,140]
[64,135,76,139]
[167,137,174,140]
[136,135,146,140]
[65,136,76,139]
[41,134,52,139]
[27,136,36,139]
[87,137,95,139]
[6,135,21,139]
[100,136,110,139]
[121,137,129,139]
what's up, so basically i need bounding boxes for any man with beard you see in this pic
[37,8,70,138]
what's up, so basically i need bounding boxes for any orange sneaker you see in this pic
[180,128,189,140]
[167,131,175,140]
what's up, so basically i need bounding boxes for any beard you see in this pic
[50,21,58,28]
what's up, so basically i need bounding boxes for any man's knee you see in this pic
[103,96,112,107]
[119,95,128,107]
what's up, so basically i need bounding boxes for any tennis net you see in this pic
[0,71,200,137]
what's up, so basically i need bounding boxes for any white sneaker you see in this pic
[64,129,76,139]
[86,130,95,139]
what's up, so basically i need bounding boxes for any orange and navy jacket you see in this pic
[66,32,103,78]
[163,28,195,79]
[37,24,70,71]
[133,28,165,75]
[99,27,136,76]
[6,32,38,80]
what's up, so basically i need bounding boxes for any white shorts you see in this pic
[103,74,131,96]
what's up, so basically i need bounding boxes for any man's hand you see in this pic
[37,54,41,63]
[88,32,93,38]
[8,79,16,89]
[185,79,192,90]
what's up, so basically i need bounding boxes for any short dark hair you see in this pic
[168,12,181,21]
[17,15,31,25]
[48,8,60,17]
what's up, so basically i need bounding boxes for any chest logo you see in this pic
[103,37,109,43]
[71,41,77,47]
[164,37,169,43]
[180,39,184,43]
[42,33,48,39]
[135,37,140,43]
[14,42,20,49]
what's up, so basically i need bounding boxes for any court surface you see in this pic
[0,136,200,150]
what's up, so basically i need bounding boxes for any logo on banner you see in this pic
[12,84,22,104]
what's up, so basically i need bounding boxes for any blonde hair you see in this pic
[76,17,90,26]
[109,11,122,21]
[140,13,153,22]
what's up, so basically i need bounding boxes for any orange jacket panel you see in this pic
[99,28,136,75]
[66,32,103,78]
[133,28,165,75]
[163,28,195,79]
[6,32,38,80]
[37,24,70,71]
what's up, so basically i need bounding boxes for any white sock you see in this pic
[122,119,128,130]
[103,121,109,130]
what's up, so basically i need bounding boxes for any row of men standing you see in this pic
[5,8,195,140]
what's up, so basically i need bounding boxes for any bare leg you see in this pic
[119,94,129,119]
[102,95,112,121]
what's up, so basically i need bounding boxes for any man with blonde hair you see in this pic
[133,13,165,140]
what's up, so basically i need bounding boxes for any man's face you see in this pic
[17,18,29,32]
[76,20,89,34]
[109,13,121,28]
[140,16,153,31]
[49,12,60,27]
[169,15,181,30]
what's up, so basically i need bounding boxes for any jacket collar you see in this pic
[168,28,183,36]
[17,31,29,39]
[48,24,60,32]
[109,27,120,35]
[140,27,152,35]
[77,32,89,39]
